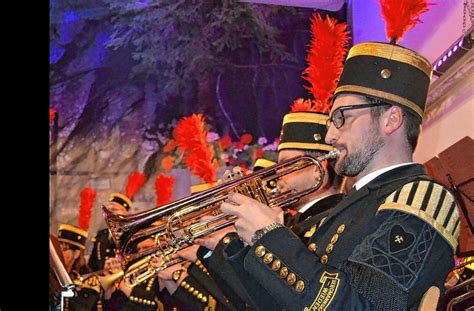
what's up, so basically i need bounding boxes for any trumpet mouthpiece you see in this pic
[327,149,340,159]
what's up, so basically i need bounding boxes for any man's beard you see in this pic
[336,124,385,177]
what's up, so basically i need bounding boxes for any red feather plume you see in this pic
[173,114,219,183]
[290,98,314,112]
[302,13,350,113]
[78,187,96,230]
[50,108,56,125]
[155,173,175,206]
[125,171,146,199]
[378,0,433,43]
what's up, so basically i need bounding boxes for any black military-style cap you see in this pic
[58,224,88,250]
[109,192,132,211]
[334,42,432,119]
[278,112,332,153]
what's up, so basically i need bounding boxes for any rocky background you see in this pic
[49,0,347,253]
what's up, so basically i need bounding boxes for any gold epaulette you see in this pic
[79,275,102,294]
[378,181,460,250]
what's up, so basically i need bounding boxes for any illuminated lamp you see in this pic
[433,25,473,77]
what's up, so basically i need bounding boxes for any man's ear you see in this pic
[383,105,404,134]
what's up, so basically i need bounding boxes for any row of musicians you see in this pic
[51,143,345,311]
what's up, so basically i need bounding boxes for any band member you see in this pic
[88,193,132,272]
[219,26,461,311]
[57,224,102,311]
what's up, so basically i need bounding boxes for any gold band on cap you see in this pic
[58,224,88,239]
[278,142,333,152]
[335,85,424,118]
[109,193,132,207]
[190,182,217,194]
[346,42,432,78]
[254,158,276,169]
[282,112,328,125]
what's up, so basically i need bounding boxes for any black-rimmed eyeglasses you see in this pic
[326,102,391,129]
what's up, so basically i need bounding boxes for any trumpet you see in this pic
[122,254,185,288]
[103,150,339,262]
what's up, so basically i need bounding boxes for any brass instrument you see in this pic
[121,254,185,288]
[103,150,339,264]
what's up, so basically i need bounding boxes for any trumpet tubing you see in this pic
[103,150,339,261]
[122,254,185,288]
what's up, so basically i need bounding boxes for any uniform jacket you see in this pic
[64,267,101,311]
[88,228,117,272]
[199,194,344,310]
[227,164,460,310]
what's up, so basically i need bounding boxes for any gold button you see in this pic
[188,287,195,293]
[138,298,143,303]
[184,283,190,289]
[222,236,231,245]
[326,243,334,254]
[337,224,345,234]
[202,296,208,303]
[320,254,328,264]
[279,267,289,278]
[380,68,392,79]
[106,249,110,253]
[313,133,321,141]
[78,235,82,240]
[255,245,266,257]
[197,293,203,300]
[295,280,305,293]
[271,259,281,271]
[193,290,199,296]
[287,273,296,285]
[307,243,317,253]
[331,234,339,244]
[263,252,274,264]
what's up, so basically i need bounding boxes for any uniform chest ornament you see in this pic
[389,225,414,253]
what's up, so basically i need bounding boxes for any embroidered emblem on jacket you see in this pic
[305,271,340,311]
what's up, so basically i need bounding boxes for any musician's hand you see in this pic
[195,225,236,251]
[157,265,188,295]
[220,192,283,245]
[104,257,123,274]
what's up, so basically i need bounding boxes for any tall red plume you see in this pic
[378,0,432,43]
[302,13,350,113]
[290,98,314,112]
[78,187,96,230]
[50,108,56,125]
[125,171,146,199]
[155,173,175,206]
[173,114,219,183]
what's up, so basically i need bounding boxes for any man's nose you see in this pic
[325,122,338,145]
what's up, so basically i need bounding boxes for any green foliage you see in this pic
[103,0,296,95]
